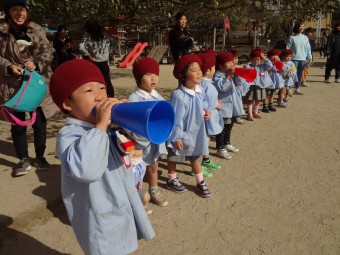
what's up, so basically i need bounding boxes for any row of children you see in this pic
[47,46,300,254]
[130,47,300,212]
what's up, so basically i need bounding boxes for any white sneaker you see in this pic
[216,149,232,159]
[225,144,239,153]
[325,79,332,83]
[301,82,309,87]
[335,79,340,83]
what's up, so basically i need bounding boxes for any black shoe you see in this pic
[262,104,270,113]
[196,180,211,198]
[12,158,31,177]
[34,156,50,171]
[268,104,277,112]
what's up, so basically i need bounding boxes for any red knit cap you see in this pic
[197,53,216,74]
[50,59,106,111]
[250,48,263,58]
[216,51,234,67]
[173,54,202,80]
[201,49,216,55]
[267,48,281,58]
[280,49,293,57]
[228,49,239,57]
[132,57,159,79]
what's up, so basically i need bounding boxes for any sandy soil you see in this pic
[1,59,340,255]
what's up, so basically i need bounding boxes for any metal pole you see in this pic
[213,27,216,51]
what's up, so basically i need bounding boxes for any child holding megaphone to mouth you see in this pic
[49,59,155,255]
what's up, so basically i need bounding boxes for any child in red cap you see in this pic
[280,49,297,102]
[244,48,273,121]
[265,49,285,111]
[49,59,155,255]
[197,52,223,174]
[129,57,168,207]
[167,54,212,198]
[213,51,241,159]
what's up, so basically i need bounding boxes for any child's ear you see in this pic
[62,98,72,112]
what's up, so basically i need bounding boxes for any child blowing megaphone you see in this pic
[49,59,155,255]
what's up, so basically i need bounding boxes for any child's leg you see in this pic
[166,160,187,193]
[253,100,261,118]
[268,90,276,112]
[191,160,211,198]
[224,121,239,153]
[216,125,232,159]
[147,163,168,207]
[202,136,221,170]
[247,100,254,121]
[262,92,269,113]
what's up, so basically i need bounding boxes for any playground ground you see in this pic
[0,58,340,255]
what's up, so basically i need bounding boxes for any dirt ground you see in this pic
[1,59,340,255]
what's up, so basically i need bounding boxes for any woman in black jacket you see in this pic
[169,12,199,61]
[324,21,340,83]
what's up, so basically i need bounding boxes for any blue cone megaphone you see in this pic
[93,101,175,144]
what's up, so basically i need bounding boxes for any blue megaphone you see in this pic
[93,101,175,144]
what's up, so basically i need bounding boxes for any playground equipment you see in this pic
[118,42,148,68]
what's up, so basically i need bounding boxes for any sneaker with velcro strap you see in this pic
[196,180,211,198]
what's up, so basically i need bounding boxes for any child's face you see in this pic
[282,55,292,62]
[206,66,216,78]
[220,61,234,73]
[63,81,107,124]
[233,57,239,65]
[269,55,278,62]
[184,62,202,89]
[251,57,261,66]
[139,73,159,93]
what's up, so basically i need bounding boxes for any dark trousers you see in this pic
[216,123,233,150]
[93,61,115,97]
[325,60,340,80]
[10,107,47,160]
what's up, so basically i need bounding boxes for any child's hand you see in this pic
[203,111,211,120]
[95,98,120,131]
[216,99,222,110]
[174,140,184,150]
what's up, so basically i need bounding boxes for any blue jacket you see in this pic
[56,117,155,255]
[200,78,223,136]
[167,85,209,156]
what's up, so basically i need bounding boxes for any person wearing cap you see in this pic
[286,22,313,95]
[0,0,58,177]
[244,48,273,121]
[229,49,249,124]
[167,54,212,198]
[213,51,241,160]
[49,59,155,255]
[266,48,285,111]
[280,49,298,101]
[197,52,222,174]
[129,57,169,207]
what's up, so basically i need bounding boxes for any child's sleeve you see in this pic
[56,127,110,183]
[213,74,232,92]
[262,59,274,71]
[168,93,187,142]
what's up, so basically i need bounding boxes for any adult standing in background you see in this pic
[0,0,58,177]
[78,20,116,97]
[53,25,74,68]
[169,12,200,61]
[324,21,340,84]
[286,21,313,95]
